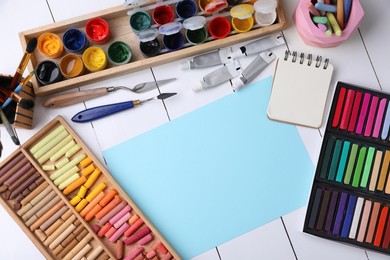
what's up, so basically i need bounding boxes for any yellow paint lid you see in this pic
[230,4,255,19]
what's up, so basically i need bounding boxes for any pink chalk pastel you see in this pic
[109,205,131,226]
[109,222,130,242]
[138,234,153,246]
[364,96,379,137]
[114,212,132,229]
[124,247,144,260]
[373,98,387,138]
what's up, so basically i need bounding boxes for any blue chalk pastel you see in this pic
[344,0,352,24]
[315,3,337,13]
[381,101,390,140]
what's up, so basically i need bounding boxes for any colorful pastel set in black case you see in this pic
[304,81,390,254]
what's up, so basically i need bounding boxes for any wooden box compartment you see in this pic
[19,0,287,96]
[0,116,179,259]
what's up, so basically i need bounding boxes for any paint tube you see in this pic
[231,50,276,91]
[192,61,240,92]
[180,47,232,70]
[230,33,284,59]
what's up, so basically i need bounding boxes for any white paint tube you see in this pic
[180,47,232,70]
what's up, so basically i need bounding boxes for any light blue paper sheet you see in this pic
[103,76,314,259]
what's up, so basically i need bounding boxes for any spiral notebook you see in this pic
[268,51,334,128]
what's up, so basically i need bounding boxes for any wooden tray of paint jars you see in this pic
[19,0,287,96]
[0,116,180,259]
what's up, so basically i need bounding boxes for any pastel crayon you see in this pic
[129,214,140,225]
[325,20,333,36]
[317,23,327,32]
[63,176,87,195]
[70,195,82,206]
[86,182,106,202]
[377,150,390,191]
[22,190,57,221]
[381,101,390,140]
[116,239,124,259]
[42,164,56,171]
[31,200,65,231]
[364,96,379,137]
[337,0,344,29]
[86,245,104,260]
[84,168,101,188]
[138,233,153,245]
[349,197,364,239]
[80,191,105,218]
[30,125,66,154]
[312,16,328,24]
[52,244,64,256]
[50,153,85,180]
[161,253,173,260]
[75,199,89,212]
[365,202,380,243]
[339,89,355,130]
[382,209,390,249]
[30,185,52,206]
[38,135,74,164]
[53,166,79,186]
[81,164,95,176]
[65,144,81,158]
[109,222,130,242]
[374,206,388,247]
[357,200,372,242]
[110,205,132,226]
[44,214,76,246]
[308,187,322,229]
[335,141,350,182]
[58,173,80,190]
[344,144,358,185]
[326,12,342,36]
[369,151,383,191]
[340,195,357,238]
[35,196,61,218]
[344,0,352,24]
[146,250,157,259]
[58,238,79,258]
[49,223,76,249]
[348,91,362,132]
[105,225,118,239]
[55,157,70,169]
[35,177,45,186]
[306,2,321,16]
[17,202,33,217]
[356,93,371,135]
[50,140,76,162]
[77,185,88,198]
[328,139,342,181]
[99,200,127,225]
[98,222,112,237]
[325,191,339,232]
[124,218,145,237]
[124,247,144,260]
[383,157,390,193]
[0,153,24,177]
[45,218,64,237]
[35,229,47,242]
[80,156,93,168]
[76,229,89,241]
[4,163,33,186]
[72,244,92,260]
[8,167,35,192]
[352,147,367,187]
[320,136,336,179]
[114,212,132,229]
[25,215,39,227]
[332,192,347,236]
[91,224,101,233]
[0,157,29,185]
[156,242,169,254]
[373,98,387,138]
[315,3,337,13]
[61,233,76,248]
[332,87,346,128]
[40,205,68,231]
[360,147,375,188]
[316,189,330,231]
[99,188,118,207]
[34,130,69,159]
[73,224,85,237]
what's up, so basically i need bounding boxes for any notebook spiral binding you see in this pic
[284,50,329,69]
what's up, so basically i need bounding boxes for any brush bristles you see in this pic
[26,38,37,53]
[18,99,35,109]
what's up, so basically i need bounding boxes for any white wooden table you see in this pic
[0,0,388,259]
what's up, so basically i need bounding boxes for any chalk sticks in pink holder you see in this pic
[293,0,364,48]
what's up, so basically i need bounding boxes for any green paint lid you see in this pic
[183,16,206,31]
[159,22,183,35]
[136,28,159,42]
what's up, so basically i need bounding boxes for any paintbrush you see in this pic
[0,87,34,109]
[2,70,35,109]
[0,107,20,145]
[9,37,37,90]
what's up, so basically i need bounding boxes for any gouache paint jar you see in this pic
[208,16,231,39]
[152,5,175,25]
[36,60,62,85]
[130,10,152,32]
[137,28,161,57]
[183,16,207,45]
[86,17,111,44]
[159,22,184,51]
[107,41,132,66]
[38,32,64,58]
[63,28,89,54]
[230,4,255,33]
[59,54,84,78]
[82,46,107,72]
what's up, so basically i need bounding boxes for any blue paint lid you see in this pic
[159,22,183,36]
[183,16,206,31]
[136,28,159,42]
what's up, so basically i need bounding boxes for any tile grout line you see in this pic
[357,28,382,91]
[281,217,299,260]
[364,250,370,260]
[215,247,222,260]
[45,0,56,23]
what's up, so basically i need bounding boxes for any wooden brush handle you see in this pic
[42,88,109,108]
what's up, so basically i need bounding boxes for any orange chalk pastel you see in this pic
[80,191,105,218]
[95,196,122,220]
[63,176,87,195]
[99,188,118,207]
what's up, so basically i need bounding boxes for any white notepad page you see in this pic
[268,52,334,128]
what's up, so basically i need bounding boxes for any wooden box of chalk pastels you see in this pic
[0,116,180,260]
[19,0,287,96]
[0,74,35,129]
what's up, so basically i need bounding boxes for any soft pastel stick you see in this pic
[62,234,93,260]
[50,140,76,162]
[364,96,379,137]
[63,176,87,195]
[312,16,328,24]
[22,190,57,221]
[315,3,337,13]
[344,0,352,24]
[53,166,79,186]
[42,164,55,171]
[99,189,118,207]
[21,182,49,206]
[49,224,76,249]
[9,172,40,200]
[43,214,76,246]
[129,214,140,225]
[356,93,371,135]
[332,87,346,128]
[326,12,342,36]
[75,198,89,212]
[325,20,333,36]
[337,0,344,29]
[77,185,88,198]
[0,157,29,185]
[124,247,144,260]
[316,189,330,231]
[65,144,81,158]
[33,130,69,159]
[366,202,381,243]
[369,151,383,191]
[349,197,364,239]
[360,147,375,188]
[98,222,112,237]
[348,92,363,132]
[344,144,358,184]
[81,164,95,176]
[30,125,66,154]
[332,192,347,236]
[352,147,367,187]
[80,191,105,218]
[374,206,389,247]
[80,157,92,168]
[383,212,390,249]
[124,226,151,245]
[383,153,390,194]
[335,141,350,182]
[35,196,61,218]
[377,150,390,191]
[58,238,78,259]
[38,135,74,164]
[381,101,390,140]
[124,218,144,237]
[58,173,80,190]
[340,89,355,130]
[84,168,102,188]
[86,183,106,202]
[114,212,132,229]
[55,157,70,169]
[84,204,103,221]
[306,2,321,16]
[156,242,169,254]
[105,226,118,239]
[320,136,336,178]
[116,240,124,259]
[110,205,132,226]
[96,197,123,221]
[340,195,356,238]
[70,195,81,206]
[0,153,24,177]
[4,163,32,186]
[50,154,85,180]
[317,23,327,32]
[357,200,372,242]
[138,233,153,246]
[373,98,387,138]
[40,205,68,231]
[109,222,130,242]
[86,246,104,260]
[30,186,52,206]
[70,244,92,260]
[328,139,342,181]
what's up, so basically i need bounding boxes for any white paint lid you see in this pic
[159,22,183,35]
[254,0,277,13]
[136,28,159,42]
[183,16,206,31]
